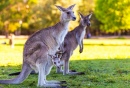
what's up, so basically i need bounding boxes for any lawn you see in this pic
[0,38,130,88]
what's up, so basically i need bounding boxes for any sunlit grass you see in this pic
[72,45,130,60]
[0,38,130,88]
[0,38,130,66]
[0,39,25,66]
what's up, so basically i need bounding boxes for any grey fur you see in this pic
[0,4,76,87]
[56,13,92,75]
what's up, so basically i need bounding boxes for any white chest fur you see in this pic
[49,23,69,55]
[80,29,86,42]
[59,28,68,44]
[57,24,68,45]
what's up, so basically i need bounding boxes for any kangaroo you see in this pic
[0,4,76,87]
[56,13,92,75]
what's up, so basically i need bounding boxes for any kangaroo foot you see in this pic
[60,81,67,84]
[69,70,76,72]
[67,71,85,75]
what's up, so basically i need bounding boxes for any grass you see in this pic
[0,38,130,88]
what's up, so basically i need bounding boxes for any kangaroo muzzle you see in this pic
[72,17,76,21]
[87,23,91,26]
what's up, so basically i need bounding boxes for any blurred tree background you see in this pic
[95,0,130,36]
[0,0,130,37]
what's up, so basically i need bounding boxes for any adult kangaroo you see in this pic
[0,4,76,87]
[56,13,92,75]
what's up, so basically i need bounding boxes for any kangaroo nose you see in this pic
[72,17,76,21]
[87,23,91,26]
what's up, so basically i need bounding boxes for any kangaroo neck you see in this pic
[55,21,69,37]
[54,21,70,46]
[59,21,69,30]
[78,24,87,31]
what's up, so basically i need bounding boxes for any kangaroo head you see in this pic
[79,12,92,27]
[55,4,76,22]
[49,53,62,68]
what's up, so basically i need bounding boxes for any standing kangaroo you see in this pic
[56,13,92,75]
[0,4,76,87]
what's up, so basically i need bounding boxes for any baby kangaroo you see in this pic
[0,4,76,87]
[57,13,92,75]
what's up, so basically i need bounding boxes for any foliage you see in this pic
[0,0,37,34]
[0,0,96,35]
[95,0,130,33]
[0,39,130,88]
[0,0,130,35]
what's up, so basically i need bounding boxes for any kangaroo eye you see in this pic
[67,12,70,14]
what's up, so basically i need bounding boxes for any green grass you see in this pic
[0,38,130,88]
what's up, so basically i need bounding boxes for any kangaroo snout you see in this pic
[87,23,91,26]
[72,17,76,21]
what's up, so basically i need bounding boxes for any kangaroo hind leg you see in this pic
[63,55,84,75]
[44,58,66,85]
[36,58,61,87]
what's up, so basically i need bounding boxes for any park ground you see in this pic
[0,37,130,88]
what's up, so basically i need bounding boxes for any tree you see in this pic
[0,0,37,36]
[95,0,130,35]
[0,0,98,36]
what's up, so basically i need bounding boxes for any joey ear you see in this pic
[79,12,84,19]
[88,13,92,19]
[67,4,76,10]
[55,5,66,12]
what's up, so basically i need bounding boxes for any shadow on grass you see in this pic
[0,59,130,88]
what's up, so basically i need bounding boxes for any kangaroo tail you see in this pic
[0,63,32,84]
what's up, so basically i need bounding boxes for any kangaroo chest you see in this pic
[79,29,86,42]
[49,25,68,55]
[58,28,68,45]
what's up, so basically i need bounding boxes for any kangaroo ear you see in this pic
[67,4,76,10]
[88,13,92,19]
[79,12,84,19]
[55,5,66,12]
